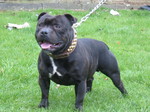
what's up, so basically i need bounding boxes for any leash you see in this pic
[73,0,107,28]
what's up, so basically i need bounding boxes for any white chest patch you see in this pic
[49,57,62,78]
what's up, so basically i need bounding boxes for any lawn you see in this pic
[0,8,150,112]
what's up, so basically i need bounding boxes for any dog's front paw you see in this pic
[38,99,49,108]
[75,105,83,111]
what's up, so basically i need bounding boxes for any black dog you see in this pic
[35,12,127,110]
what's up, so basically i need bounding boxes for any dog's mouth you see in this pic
[39,41,62,51]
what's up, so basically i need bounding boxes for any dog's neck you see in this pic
[48,28,77,59]
[48,37,77,59]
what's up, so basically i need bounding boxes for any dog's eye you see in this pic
[54,24,61,29]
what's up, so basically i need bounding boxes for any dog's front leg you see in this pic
[75,80,86,110]
[38,75,50,108]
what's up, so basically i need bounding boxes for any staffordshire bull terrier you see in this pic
[35,12,128,110]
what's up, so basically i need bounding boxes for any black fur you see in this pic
[35,12,128,110]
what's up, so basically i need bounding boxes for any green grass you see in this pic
[0,8,150,112]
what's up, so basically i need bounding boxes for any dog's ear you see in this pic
[64,14,77,26]
[38,12,47,20]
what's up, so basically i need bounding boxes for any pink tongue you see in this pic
[40,43,51,49]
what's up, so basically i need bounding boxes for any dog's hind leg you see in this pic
[98,51,128,95]
[86,77,94,93]
[105,71,128,95]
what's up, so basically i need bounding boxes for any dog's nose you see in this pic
[40,28,50,36]
[41,30,48,36]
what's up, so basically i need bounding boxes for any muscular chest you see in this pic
[48,57,76,85]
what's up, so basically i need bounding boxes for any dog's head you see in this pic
[35,12,77,55]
